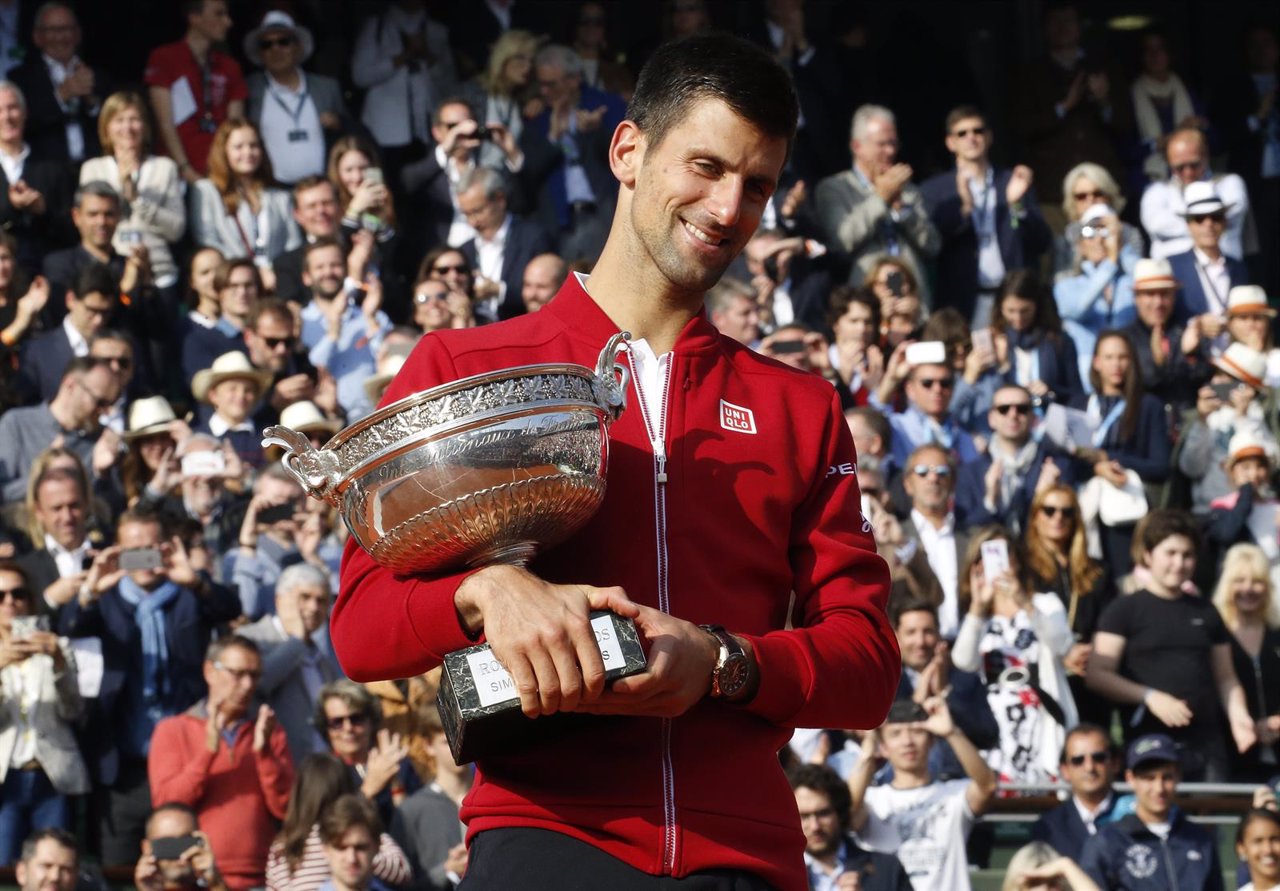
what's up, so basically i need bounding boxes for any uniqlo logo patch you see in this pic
[719,400,757,434]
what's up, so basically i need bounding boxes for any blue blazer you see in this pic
[1167,249,1250,323]
[58,580,241,784]
[955,441,1076,533]
[18,326,75,403]
[1031,798,1113,860]
[460,215,557,321]
[920,167,1052,321]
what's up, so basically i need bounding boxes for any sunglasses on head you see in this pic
[993,403,1031,416]
[1067,750,1109,767]
[1040,504,1074,518]
[259,36,294,50]
[911,464,951,478]
[917,377,953,390]
[1188,213,1225,225]
[326,713,370,731]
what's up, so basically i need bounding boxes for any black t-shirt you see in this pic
[1095,589,1229,741]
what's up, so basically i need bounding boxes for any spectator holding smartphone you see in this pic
[135,803,229,891]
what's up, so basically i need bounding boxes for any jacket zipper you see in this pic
[1158,837,1178,891]
[631,348,676,873]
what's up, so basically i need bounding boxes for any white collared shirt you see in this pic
[208,413,255,437]
[803,839,849,891]
[769,277,795,330]
[472,215,511,322]
[62,315,89,357]
[911,509,959,637]
[44,533,90,579]
[1192,247,1231,316]
[968,168,1007,289]
[1073,793,1114,836]
[259,70,324,184]
[42,53,86,161]
[0,141,29,185]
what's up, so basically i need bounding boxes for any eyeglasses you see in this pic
[1067,751,1109,767]
[214,662,261,683]
[1171,161,1204,173]
[911,464,951,478]
[1040,505,1074,518]
[952,126,986,138]
[1188,213,1225,225]
[432,264,469,276]
[415,291,449,304]
[326,713,370,731]
[259,36,295,50]
[916,377,954,390]
[260,335,294,350]
[1073,189,1108,203]
[993,403,1032,416]
[0,587,30,601]
[78,381,114,411]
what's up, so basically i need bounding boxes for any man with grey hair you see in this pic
[706,277,761,346]
[814,104,939,303]
[0,77,75,274]
[518,43,626,263]
[241,562,344,761]
[458,165,555,323]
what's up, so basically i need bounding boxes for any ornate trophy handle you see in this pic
[262,425,343,505]
[591,331,631,422]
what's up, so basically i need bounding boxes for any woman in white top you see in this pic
[1237,806,1280,891]
[952,526,1077,785]
[189,119,300,293]
[79,92,186,291]
[0,562,87,865]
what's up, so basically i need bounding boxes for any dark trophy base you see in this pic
[437,610,647,763]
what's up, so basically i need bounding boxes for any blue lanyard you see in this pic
[1088,395,1126,448]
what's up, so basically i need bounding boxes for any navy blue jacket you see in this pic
[1167,249,1250,324]
[58,579,241,784]
[1030,797,1114,861]
[808,835,912,891]
[920,167,1052,322]
[459,215,556,322]
[895,669,998,780]
[955,440,1075,535]
[1067,393,1172,484]
[1079,813,1223,891]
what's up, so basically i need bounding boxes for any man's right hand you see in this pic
[443,843,468,878]
[454,564,639,717]
[134,853,163,891]
[45,573,86,608]
[271,374,316,410]
[874,164,912,205]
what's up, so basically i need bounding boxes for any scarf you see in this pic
[117,577,181,712]
[996,438,1040,513]
[1131,73,1194,145]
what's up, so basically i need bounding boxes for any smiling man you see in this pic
[332,33,897,891]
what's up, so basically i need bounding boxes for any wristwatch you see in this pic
[700,624,751,700]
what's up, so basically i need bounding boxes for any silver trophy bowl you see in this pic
[263,332,630,574]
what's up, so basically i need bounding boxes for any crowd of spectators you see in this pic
[0,0,1277,889]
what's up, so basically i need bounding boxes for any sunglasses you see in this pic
[917,377,954,390]
[326,713,371,731]
[432,264,469,275]
[1067,751,1109,767]
[1073,190,1108,203]
[911,464,951,478]
[0,587,30,601]
[952,126,986,138]
[993,403,1031,416]
[1040,505,1074,518]
[415,291,449,304]
[96,355,132,370]
[259,36,295,50]
[1188,213,1225,225]
[261,335,294,350]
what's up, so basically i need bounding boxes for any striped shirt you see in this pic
[266,825,411,891]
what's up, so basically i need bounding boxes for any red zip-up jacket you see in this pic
[332,276,899,891]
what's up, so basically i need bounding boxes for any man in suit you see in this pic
[0,79,74,276]
[19,262,115,403]
[921,106,1051,325]
[814,104,939,303]
[457,166,554,324]
[58,505,241,865]
[519,44,626,265]
[240,562,343,762]
[7,3,101,167]
[1030,723,1116,859]
[1167,181,1251,325]
[742,228,833,336]
[17,466,97,618]
[1120,258,1211,414]
[899,443,968,639]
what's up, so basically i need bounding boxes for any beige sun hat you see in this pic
[279,400,342,437]
[123,396,177,441]
[191,352,274,404]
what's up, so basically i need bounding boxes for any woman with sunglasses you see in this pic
[952,527,1077,784]
[418,247,476,307]
[411,275,473,335]
[1070,332,1170,577]
[315,680,421,830]
[1212,544,1280,782]
[1025,484,1114,727]
[0,562,88,864]
[1237,807,1280,891]
[1053,163,1145,275]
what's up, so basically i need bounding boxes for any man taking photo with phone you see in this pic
[135,803,228,891]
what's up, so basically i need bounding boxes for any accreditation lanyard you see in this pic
[268,78,311,142]
[1088,394,1126,448]
[970,167,996,248]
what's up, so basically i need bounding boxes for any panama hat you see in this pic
[244,11,315,67]
[191,352,274,404]
[123,396,177,441]
[279,400,342,437]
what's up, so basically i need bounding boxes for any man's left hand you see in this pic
[1005,165,1033,205]
[252,704,276,753]
[573,604,718,717]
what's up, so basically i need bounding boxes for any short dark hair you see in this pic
[73,263,119,302]
[248,297,294,331]
[318,793,382,846]
[944,104,986,135]
[204,634,260,665]
[788,763,852,832]
[60,354,101,383]
[19,829,77,867]
[292,175,335,201]
[627,33,798,155]
[826,284,880,336]
[1134,508,1200,561]
[889,597,938,630]
[116,504,165,534]
[1059,722,1112,764]
[305,236,344,267]
[884,699,928,725]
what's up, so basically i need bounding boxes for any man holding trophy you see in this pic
[328,34,899,891]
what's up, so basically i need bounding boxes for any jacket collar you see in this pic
[1117,811,1186,839]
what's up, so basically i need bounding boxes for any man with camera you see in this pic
[135,804,228,891]
[743,227,832,336]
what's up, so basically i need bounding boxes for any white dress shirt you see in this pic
[62,315,89,357]
[1073,793,1115,836]
[1140,172,1251,260]
[472,215,511,323]
[44,533,90,580]
[0,141,28,185]
[1192,247,1231,316]
[208,413,256,437]
[42,54,90,161]
[911,509,960,637]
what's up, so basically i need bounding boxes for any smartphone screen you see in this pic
[119,548,163,572]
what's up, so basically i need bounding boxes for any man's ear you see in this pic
[65,289,75,310]
[609,120,644,188]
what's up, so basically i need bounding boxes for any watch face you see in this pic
[718,654,750,697]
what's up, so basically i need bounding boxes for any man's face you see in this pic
[457,183,506,241]
[535,63,579,111]
[430,102,476,155]
[1061,731,1114,799]
[258,26,299,76]
[1166,134,1206,186]
[425,729,466,779]
[70,365,119,428]
[711,295,759,345]
[944,116,989,165]
[208,379,258,424]
[144,809,200,887]
[904,363,953,419]
[181,467,224,516]
[34,477,87,550]
[190,0,232,43]
[117,519,164,589]
[988,387,1032,444]
[323,825,376,891]
[304,246,346,300]
[521,258,562,312]
[33,6,80,64]
[16,839,77,891]
[795,786,842,859]
[903,447,953,514]
[846,413,880,459]
[625,98,785,296]
[894,609,938,672]
[246,314,295,372]
[0,86,24,144]
[288,583,330,634]
[256,476,303,533]
[744,232,789,282]
[1134,286,1176,327]
[218,266,259,317]
[879,722,931,772]
[294,183,339,238]
[852,116,898,176]
[203,645,261,721]
[91,338,134,388]
[1144,534,1197,592]
[66,290,115,340]
[1127,762,1179,823]
[1187,209,1226,252]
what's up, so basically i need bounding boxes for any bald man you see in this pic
[1141,127,1252,260]
[521,253,568,313]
